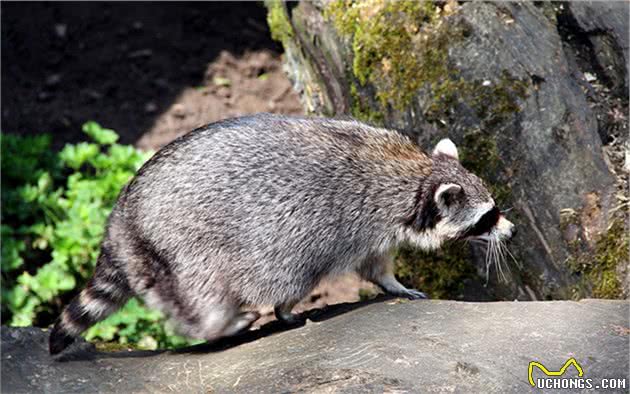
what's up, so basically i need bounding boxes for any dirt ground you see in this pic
[1,2,302,150]
[136,49,304,150]
[2,2,376,321]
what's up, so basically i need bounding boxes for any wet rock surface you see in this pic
[2,298,628,393]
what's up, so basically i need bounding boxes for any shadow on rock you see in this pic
[90,295,396,360]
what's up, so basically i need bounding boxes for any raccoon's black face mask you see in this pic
[459,206,501,238]
[405,138,515,243]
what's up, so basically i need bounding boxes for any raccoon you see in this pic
[49,113,515,355]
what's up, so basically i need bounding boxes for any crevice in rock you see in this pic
[554,3,628,172]
[556,5,627,97]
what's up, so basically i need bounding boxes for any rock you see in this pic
[584,72,598,83]
[266,0,628,300]
[2,298,628,393]
[171,103,187,118]
[564,1,629,93]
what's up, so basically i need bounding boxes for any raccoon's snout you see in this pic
[497,215,516,240]
[509,224,517,238]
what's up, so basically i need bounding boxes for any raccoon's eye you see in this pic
[462,207,500,237]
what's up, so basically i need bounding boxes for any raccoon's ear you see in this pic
[433,138,459,160]
[434,183,462,207]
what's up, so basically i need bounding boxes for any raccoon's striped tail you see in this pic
[49,254,132,355]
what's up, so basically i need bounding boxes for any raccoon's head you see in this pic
[404,138,515,250]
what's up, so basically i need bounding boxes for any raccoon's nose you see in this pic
[510,226,517,238]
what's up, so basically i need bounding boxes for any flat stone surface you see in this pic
[2,298,629,393]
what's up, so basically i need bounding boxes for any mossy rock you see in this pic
[265,0,294,45]
[268,0,622,300]
[564,217,629,299]
[394,242,480,300]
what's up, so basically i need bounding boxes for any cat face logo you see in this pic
[528,357,584,386]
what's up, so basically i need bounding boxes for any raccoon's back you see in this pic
[119,114,419,277]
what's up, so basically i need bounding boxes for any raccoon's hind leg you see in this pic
[358,254,429,300]
[196,303,260,341]
[221,311,261,337]
[274,299,304,325]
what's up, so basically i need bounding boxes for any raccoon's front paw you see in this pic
[373,274,429,301]
[401,289,429,300]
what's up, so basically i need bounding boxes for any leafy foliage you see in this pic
[1,123,196,349]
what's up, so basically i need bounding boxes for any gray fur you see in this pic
[50,113,513,354]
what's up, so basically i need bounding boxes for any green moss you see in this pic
[471,71,528,124]
[326,0,461,111]
[591,220,628,298]
[326,1,528,131]
[350,83,384,124]
[266,0,294,45]
[394,241,479,299]
[459,130,512,207]
[429,70,528,210]
[427,70,529,126]
[563,215,628,299]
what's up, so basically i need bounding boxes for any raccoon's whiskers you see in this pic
[472,235,518,284]
[473,236,513,284]
[495,240,506,267]
[492,238,508,283]
[492,241,505,282]
[497,241,512,280]
[489,238,498,282]
[484,240,491,285]
[499,241,512,272]
[503,242,523,269]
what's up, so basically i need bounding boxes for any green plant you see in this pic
[1,122,197,349]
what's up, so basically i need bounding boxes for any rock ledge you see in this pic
[2,298,628,393]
